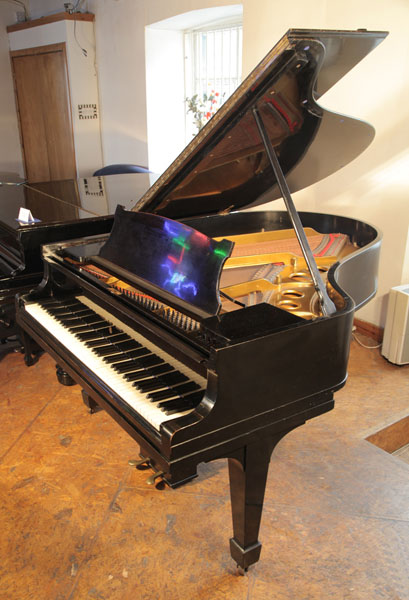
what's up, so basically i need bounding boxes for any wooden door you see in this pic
[11,43,77,183]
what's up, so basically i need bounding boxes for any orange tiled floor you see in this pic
[0,337,408,600]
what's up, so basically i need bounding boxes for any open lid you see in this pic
[133,29,387,220]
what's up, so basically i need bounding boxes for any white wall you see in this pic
[85,0,240,170]
[0,5,24,180]
[145,27,185,173]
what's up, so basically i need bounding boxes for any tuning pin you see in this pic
[128,457,150,468]
[146,471,164,486]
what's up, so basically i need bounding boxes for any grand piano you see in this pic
[16,29,387,571]
[0,174,154,358]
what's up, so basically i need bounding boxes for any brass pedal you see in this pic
[146,470,164,486]
[128,456,149,468]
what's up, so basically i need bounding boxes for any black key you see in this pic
[85,331,127,346]
[94,333,129,348]
[113,359,144,373]
[81,315,109,325]
[148,381,200,401]
[76,326,119,340]
[115,354,163,371]
[159,398,194,413]
[73,316,109,326]
[85,327,122,343]
[70,307,93,316]
[147,388,179,402]
[46,302,85,312]
[158,399,188,413]
[84,337,111,347]
[38,300,65,308]
[57,317,89,326]
[159,390,204,414]
[103,347,153,363]
[113,354,163,372]
[137,371,188,393]
[53,307,94,316]
[41,299,81,309]
[181,390,204,404]
[72,326,98,336]
[72,320,109,331]
[95,345,126,357]
[103,352,128,363]
[113,340,142,352]
[123,347,152,359]
[125,363,173,382]
[47,308,77,317]
[171,381,201,394]
[93,348,120,358]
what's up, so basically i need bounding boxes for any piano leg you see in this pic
[20,328,42,366]
[227,429,294,571]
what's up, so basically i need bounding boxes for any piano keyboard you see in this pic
[24,296,206,431]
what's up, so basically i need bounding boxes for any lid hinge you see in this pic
[218,205,234,216]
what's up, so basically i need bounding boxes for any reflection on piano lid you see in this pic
[16,28,387,572]
[0,173,155,344]
[97,208,233,318]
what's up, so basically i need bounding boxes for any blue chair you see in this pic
[93,164,150,176]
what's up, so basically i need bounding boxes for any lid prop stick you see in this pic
[253,105,336,317]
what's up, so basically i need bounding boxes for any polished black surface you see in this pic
[97,207,233,318]
[134,29,387,219]
[0,173,155,230]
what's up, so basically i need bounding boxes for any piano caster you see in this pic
[236,565,248,577]
[56,365,76,386]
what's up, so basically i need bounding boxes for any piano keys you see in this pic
[24,295,206,430]
[16,28,387,571]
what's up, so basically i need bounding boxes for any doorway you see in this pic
[11,42,77,183]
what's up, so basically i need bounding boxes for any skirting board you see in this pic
[353,318,383,343]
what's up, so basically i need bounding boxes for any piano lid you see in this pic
[133,29,387,220]
[0,173,155,232]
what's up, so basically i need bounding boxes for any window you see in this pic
[184,21,242,138]
[145,7,243,173]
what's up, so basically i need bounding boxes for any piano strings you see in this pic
[73,226,354,322]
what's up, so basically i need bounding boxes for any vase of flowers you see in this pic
[185,89,224,134]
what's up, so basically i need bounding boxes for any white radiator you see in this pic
[381,284,409,365]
